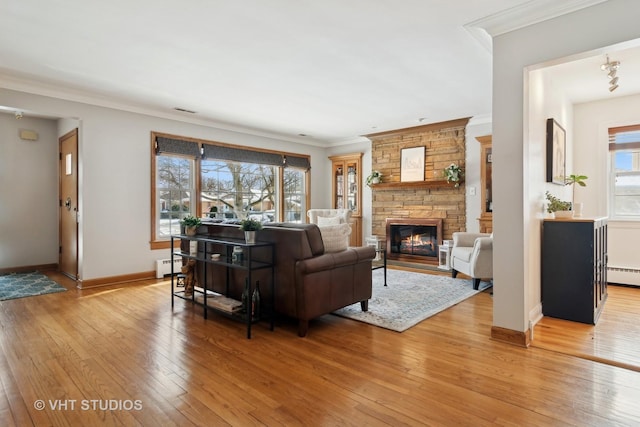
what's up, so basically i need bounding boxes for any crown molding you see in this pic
[0,73,329,147]
[464,0,608,53]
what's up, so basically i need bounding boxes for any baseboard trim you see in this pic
[491,326,531,348]
[0,264,58,275]
[78,271,156,289]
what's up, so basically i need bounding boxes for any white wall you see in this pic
[0,88,330,280]
[574,94,640,216]
[493,0,640,333]
[465,119,493,233]
[0,114,59,268]
[526,67,574,325]
[574,94,640,285]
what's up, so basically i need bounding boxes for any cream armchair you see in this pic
[307,209,353,251]
[307,209,352,225]
[450,232,493,290]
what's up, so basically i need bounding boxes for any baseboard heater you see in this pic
[155,258,182,279]
[607,265,640,286]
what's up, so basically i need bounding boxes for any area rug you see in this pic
[333,269,492,332]
[0,272,67,301]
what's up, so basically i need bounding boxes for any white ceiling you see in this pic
[540,44,640,105]
[0,0,630,145]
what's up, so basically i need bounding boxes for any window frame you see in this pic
[150,132,310,250]
[608,124,640,221]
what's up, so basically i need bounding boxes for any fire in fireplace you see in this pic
[386,218,443,265]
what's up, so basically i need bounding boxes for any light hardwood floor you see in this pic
[1,270,640,426]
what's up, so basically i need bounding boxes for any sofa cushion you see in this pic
[317,215,341,226]
[318,223,351,252]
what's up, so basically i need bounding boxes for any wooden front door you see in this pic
[59,129,78,279]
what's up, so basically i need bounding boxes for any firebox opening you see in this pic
[385,218,443,265]
[390,226,438,256]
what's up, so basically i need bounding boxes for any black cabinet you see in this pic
[542,218,608,324]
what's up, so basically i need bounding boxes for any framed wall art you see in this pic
[546,118,566,185]
[400,146,425,182]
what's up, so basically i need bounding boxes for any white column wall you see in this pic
[493,0,640,333]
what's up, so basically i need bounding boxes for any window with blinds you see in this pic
[150,132,310,248]
[608,125,640,218]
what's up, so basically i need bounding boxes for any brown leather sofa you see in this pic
[194,222,375,336]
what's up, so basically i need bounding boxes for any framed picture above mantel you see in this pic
[400,146,425,182]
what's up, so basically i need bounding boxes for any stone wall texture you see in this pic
[367,118,469,240]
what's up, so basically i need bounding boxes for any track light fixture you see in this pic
[601,55,620,92]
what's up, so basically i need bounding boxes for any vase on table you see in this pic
[244,231,256,244]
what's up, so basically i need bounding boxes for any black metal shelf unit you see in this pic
[170,234,275,338]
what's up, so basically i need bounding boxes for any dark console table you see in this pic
[170,234,275,338]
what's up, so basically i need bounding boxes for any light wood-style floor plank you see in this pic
[533,284,640,372]
[0,270,639,426]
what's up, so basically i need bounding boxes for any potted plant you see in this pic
[240,218,263,244]
[181,215,202,236]
[564,174,588,217]
[366,170,383,187]
[545,191,572,218]
[443,163,464,187]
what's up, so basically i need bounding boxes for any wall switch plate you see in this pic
[469,186,476,196]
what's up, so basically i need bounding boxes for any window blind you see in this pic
[285,155,311,170]
[155,134,310,170]
[202,143,282,166]
[608,125,640,151]
[155,136,200,157]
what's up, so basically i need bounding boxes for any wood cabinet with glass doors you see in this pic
[476,135,493,233]
[329,153,362,246]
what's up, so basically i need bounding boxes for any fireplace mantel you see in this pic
[370,179,458,190]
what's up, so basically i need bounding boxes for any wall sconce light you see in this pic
[601,55,620,92]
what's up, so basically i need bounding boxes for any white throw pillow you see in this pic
[319,223,351,252]
[317,215,341,226]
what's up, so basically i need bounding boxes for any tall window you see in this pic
[156,155,196,239]
[284,168,305,222]
[609,125,640,219]
[151,132,310,249]
[201,159,277,221]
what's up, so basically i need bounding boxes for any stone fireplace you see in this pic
[366,118,468,265]
[386,218,443,265]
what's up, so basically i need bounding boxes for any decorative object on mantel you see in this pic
[564,174,588,217]
[443,163,464,187]
[180,215,202,236]
[400,146,425,182]
[240,218,263,243]
[545,191,572,218]
[366,170,383,186]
